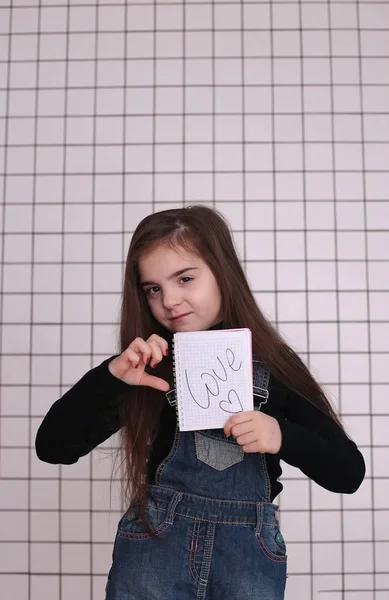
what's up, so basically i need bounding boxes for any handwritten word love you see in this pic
[184,348,243,414]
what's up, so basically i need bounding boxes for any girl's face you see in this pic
[138,244,223,333]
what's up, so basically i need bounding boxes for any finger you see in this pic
[140,372,170,392]
[224,411,256,437]
[124,348,143,368]
[148,339,163,368]
[231,422,255,439]
[129,338,152,365]
[224,416,237,438]
[242,441,261,453]
[147,334,169,357]
[235,432,258,447]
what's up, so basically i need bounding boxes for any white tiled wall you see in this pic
[1,1,388,599]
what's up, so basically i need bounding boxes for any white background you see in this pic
[0,1,388,599]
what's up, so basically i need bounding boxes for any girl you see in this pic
[36,205,365,600]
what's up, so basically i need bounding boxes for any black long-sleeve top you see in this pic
[35,356,366,501]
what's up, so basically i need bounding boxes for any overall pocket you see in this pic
[256,521,287,563]
[117,503,173,541]
[194,430,244,471]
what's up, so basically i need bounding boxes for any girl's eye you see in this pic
[145,277,192,297]
[145,286,159,296]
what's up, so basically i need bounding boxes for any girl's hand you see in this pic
[108,334,170,392]
[224,411,282,454]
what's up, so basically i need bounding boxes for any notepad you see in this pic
[171,328,253,431]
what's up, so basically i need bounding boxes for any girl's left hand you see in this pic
[224,411,282,454]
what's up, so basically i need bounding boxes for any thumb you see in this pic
[140,372,170,393]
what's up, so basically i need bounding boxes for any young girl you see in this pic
[36,205,365,600]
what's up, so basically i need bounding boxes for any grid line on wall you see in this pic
[0,1,388,599]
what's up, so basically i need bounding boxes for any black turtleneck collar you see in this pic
[208,321,224,331]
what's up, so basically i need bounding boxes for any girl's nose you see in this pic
[162,291,182,310]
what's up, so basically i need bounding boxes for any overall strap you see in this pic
[253,361,270,410]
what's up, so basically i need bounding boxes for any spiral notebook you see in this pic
[169,328,253,431]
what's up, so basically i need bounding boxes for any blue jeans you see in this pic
[105,488,287,599]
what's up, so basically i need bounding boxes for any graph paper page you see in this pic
[173,329,253,431]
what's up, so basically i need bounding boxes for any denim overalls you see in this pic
[105,362,287,600]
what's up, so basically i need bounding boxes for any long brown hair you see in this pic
[117,204,345,511]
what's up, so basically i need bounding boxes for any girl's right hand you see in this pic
[108,334,170,392]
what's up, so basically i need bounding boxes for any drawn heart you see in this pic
[219,389,243,414]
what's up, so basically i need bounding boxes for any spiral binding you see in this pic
[175,336,185,429]
[165,335,184,428]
